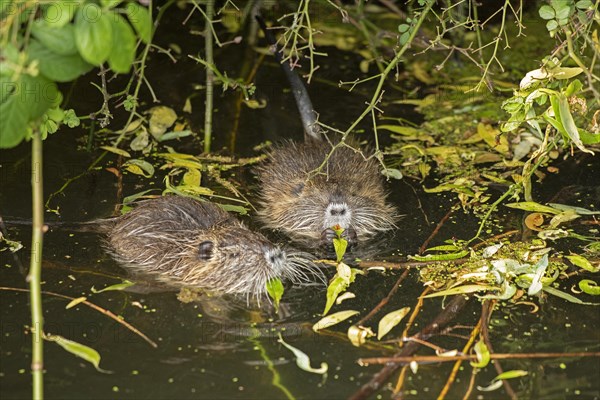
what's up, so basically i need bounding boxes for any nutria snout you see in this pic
[256,140,398,246]
[105,196,319,299]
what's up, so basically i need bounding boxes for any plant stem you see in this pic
[28,128,45,400]
[204,0,215,153]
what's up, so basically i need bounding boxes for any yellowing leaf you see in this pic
[65,297,87,309]
[477,123,509,156]
[313,310,359,331]
[470,338,490,368]
[91,280,135,293]
[377,307,410,340]
[348,325,375,347]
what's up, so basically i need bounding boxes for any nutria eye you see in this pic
[292,183,305,196]
[197,241,214,260]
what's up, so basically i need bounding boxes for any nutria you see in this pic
[106,196,318,299]
[255,17,398,246]
[256,140,397,245]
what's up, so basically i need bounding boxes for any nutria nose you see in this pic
[328,202,349,216]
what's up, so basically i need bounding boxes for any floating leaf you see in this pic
[45,334,111,373]
[566,255,599,272]
[159,130,193,142]
[482,243,504,258]
[528,254,549,296]
[409,250,469,262]
[277,333,328,374]
[148,106,177,140]
[348,325,375,347]
[542,286,599,305]
[336,292,355,304]
[423,285,498,298]
[578,280,600,295]
[377,307,410,340]
[123,159,154,177]
[266,278,284,312]
[548,203,600,215]
[313,310,359,332]
[100,146,131,158]
[505,202,561,214]
[381,168,403,180]
[91,280,135,293]
[65,297,87,309]
[477,380,504,392]
[494,370,529,381]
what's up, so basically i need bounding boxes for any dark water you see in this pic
[1,7,600,400]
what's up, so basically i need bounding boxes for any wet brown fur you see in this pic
[256,139,397,241]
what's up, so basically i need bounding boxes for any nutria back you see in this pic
[106,196,318,299]
[256,140,397,244]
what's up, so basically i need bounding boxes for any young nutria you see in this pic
[255,17,398,246]
[106,196,318,299]
[256,140,397,246]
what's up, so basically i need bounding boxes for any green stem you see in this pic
[29,128,45,400]
[313,0,434,174]
[204,0,215,153]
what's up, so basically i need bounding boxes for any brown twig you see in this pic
[355,268,411,326]
[419,202,461,255]
[0,286,158,348]
[438,313,482,399]
[358,351,600,365]
[481,299,517,400]
[349,295,469,400]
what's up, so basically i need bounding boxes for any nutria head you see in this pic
[106,196,320,300]
[256,140,398,246]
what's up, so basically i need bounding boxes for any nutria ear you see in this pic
[197,241,214,260]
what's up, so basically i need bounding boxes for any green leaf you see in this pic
[159,130,194,141]
[552,0,573,20]
[546,19,559,31]
[528,254,549,296]
[313,310,360,331]
[471,339,490,368]
[381,168,403,180]
[100,145,131,157]
[333,237,348,262]
[31,20,78,55]
[126,2,152,44]
[100,0,122,8]
[123,159,155,177]
[556,93,593,154]
[423,285,498,298]
[277,333,328,374]
[107,13,136,73]
[409,250,469,261]
[575,0,593,9]
[505,201,561,214]
[42,1,81,28]
[578,280,600,295]
[28,39,93,82]
[538,5,555,19]
[266,278,284,312]
[377,307,410,340]
[0,76,29,148]
[542,286,599,305]
[45,334,111,373]
[548,203,600,215]
[91,280,135,293]
[493,370,529,381]
[323,264,363,315]
[566,254,599,272]
[75,4,113,65]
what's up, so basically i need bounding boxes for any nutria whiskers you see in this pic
[106,196,319,300]
[256,140,398,245]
